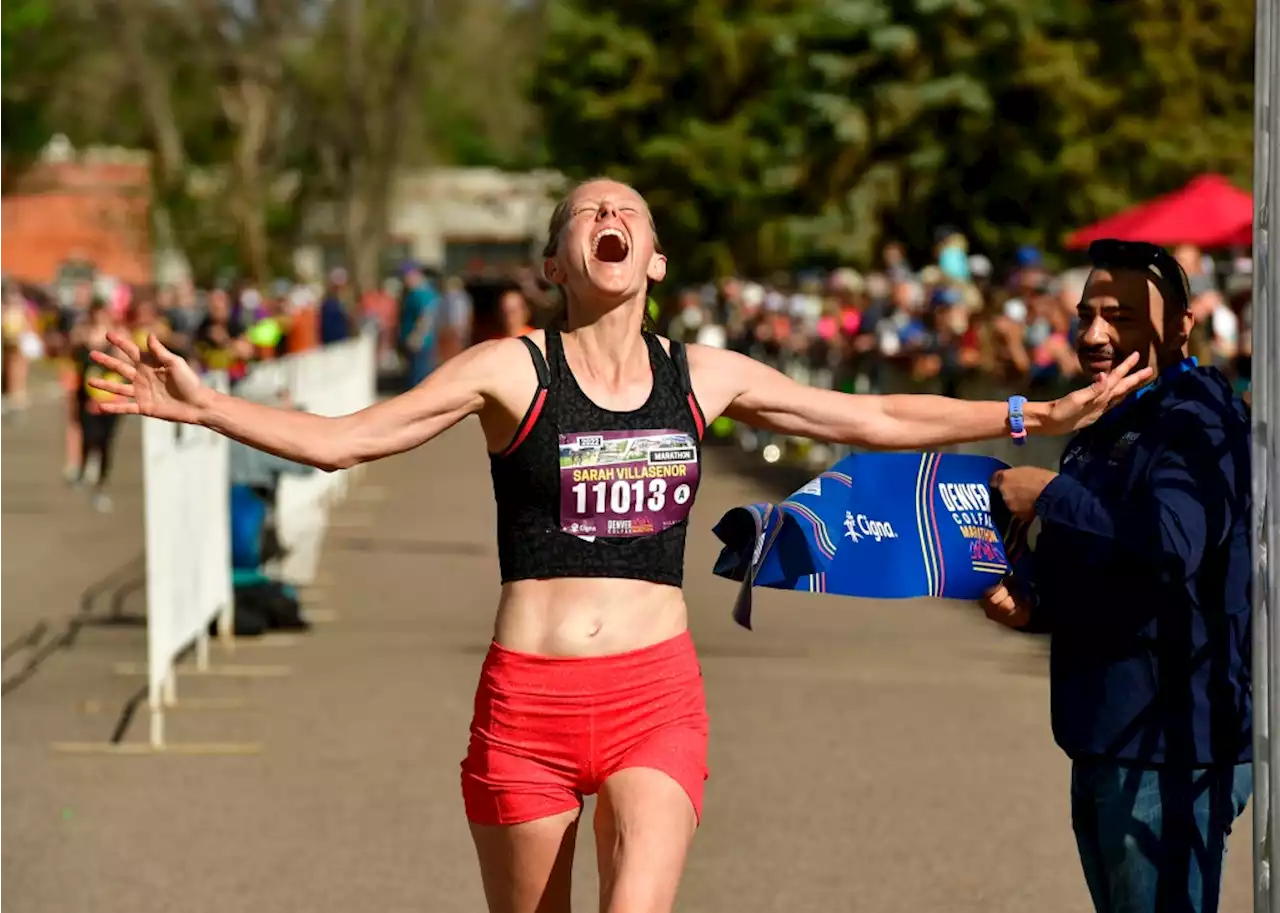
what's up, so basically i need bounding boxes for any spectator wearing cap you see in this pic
[397,261,440,388]
[985,240,1252,913]
[1010,245,1048,296]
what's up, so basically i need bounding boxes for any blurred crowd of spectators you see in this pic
[0,264,443,416]
[662,233,1253,404]
[2,232,1254,424]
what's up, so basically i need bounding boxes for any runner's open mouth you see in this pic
[592,228,630,263]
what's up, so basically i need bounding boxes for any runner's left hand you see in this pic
[1041,352,1153,436]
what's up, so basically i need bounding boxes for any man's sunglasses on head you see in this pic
[1086,239,1190,310]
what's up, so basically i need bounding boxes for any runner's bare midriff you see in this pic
[493,578,688,657]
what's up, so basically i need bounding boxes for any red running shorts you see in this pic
[460,630,710,827]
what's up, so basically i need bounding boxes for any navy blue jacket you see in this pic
[1028,363,1251,767]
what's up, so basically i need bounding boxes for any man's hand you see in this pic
[980,582,1031,630]
[991,466,1058,521]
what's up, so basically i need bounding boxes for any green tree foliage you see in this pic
[533,0,845,278]
[877,0,1120,261]
[7,0,1253,282]
[420,0,544,169]
[1084,0,1254,210]
[3,0,538,283]
[912,0,1255,261]
[532,0,1255,276]
[0,0,60,174]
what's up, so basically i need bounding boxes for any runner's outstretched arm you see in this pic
[86,332,518,471]
[687,345,1152,450]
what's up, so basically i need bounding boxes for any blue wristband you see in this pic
[1008,395,1028,446]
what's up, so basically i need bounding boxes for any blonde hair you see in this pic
[541,178,664,330]
[542,177,664,259]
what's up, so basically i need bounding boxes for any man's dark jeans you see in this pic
[1071,760,1252,913]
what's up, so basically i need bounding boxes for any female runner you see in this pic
[89,178,1150,913]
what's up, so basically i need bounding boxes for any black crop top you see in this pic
[490,328,707,587]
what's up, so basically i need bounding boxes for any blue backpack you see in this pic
[230,484,268,572]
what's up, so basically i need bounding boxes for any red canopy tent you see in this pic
[1220,222,1254,248]
[1064,174,1253,250]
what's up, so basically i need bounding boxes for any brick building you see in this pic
[2,137,153,286]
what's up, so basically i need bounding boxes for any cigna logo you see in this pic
[843,511,899,543]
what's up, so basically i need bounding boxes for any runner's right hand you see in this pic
[86,331,212,424]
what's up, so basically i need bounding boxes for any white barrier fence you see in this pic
[236,332,379,583]
[142,373,232,747]
[140,332,378,747]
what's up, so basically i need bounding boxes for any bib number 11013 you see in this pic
[558,428,700,538]
[570,477,692,516]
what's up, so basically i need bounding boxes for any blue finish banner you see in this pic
[712,452,1032,629]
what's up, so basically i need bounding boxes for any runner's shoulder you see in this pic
[450,333,537,366]
[470,332,548,368]
[445,333,547,398]
[683,341,752,375]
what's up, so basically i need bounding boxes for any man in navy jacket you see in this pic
[985,241,1251,913]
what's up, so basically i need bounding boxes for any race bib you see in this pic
[559,429,700,538]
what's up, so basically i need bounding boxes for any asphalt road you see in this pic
[1,403,1254,912]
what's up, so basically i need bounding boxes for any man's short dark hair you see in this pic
[1086,239,1191,312]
